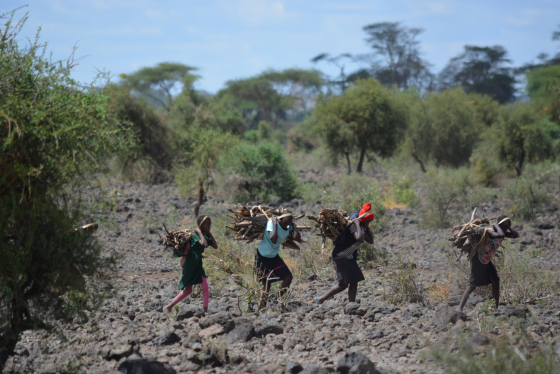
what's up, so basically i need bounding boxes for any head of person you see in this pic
[359,203,375,227]
[197,215,212,234]
[497,215,511,231]
[278,210,294,230]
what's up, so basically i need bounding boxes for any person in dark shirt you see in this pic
[314,203,374,305]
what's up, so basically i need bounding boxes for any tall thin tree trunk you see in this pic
[515,148,525,177]
[411,141,426,173]
[345,151,352,175]
[194,183,205,218]
[356,146,367,173]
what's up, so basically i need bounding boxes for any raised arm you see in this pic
[487,223,505,239]
[194,227,209,247]
[269,217,279,244]
[351,219,365,243]
[291,225,302,242]
[363,225,374,244]
[208,232,218,249]
[505,227,520,238]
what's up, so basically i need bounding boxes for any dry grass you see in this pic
[427,277,452,304]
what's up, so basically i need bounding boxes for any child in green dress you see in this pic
[165,215,217,313]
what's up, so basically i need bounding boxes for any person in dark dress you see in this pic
[458,215,519,312]
[165,215,218,314]
[314,203,374,305]
[255,211,302,308]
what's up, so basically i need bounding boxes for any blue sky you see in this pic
[4,0,560,93]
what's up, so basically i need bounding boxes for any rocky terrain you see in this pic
[3,170,560,374]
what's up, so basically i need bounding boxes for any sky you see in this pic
[4,0,560,94]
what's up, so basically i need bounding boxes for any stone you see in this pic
[344,302,360,315]
[198,324,224,338]
[118,359,176,374]
[468,332,491,346]
[337,351,380,374]
[300,367,330,374]
[503,307,526,319]
[521,238,534,246]
[286,360,304,374]
[199,311,235,333]
[226,317,256,343]
[371,330,383,339]
[434,304,466,326]
[534,220,554,230]
[175,309,194,321]
[152,332,181,347]
[253,316,283,337]
[109,343,134,360]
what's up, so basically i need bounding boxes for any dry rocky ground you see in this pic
[3,169,560,374]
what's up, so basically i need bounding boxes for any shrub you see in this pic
[420,168,471,228]
[407,87,481,168]
[390,175,419,207]
[287,118,321,153]
[429,324,560,374]
[336,173,376,197]
[382,253,424,305]
[503,174,552,221]
[0,10,130,362]
[220,141,299,202]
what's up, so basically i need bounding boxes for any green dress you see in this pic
[175,232,209,289]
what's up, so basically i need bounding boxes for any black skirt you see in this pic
[332,256,365,287]
[469,254,500,287]
[254,250,292,285]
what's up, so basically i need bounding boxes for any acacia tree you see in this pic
[361,22,434,91]
[122,62,198,108]
[0,11,134,364]
[314,78,407,173]
[407,88,480,169]
[495,104,559,176]
[439,45,516,103]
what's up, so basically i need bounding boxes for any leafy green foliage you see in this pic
[407,88,481,168]
[390,176,419,207]
[221,142,299,202]
[526,64,560,125]
[420,168,471,228]
[122,62,198,108]
[504,174,552,221]
[495,104,559,176]
[314,78,407,173]
[439,45,516,103]
[0,11,130,358]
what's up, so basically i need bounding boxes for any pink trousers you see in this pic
[170,276,209,308]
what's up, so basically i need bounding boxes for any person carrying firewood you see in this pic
[314,203,374,305]
[458,215,519,313]
[255,210,302,308]
[165,215,218,314]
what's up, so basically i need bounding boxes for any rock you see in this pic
[307,274,318,281]
[286,360,304,374]
[175,309,194,321]
[300,367,330,374]
[534,220,554,230]
[468,332,491,346]
[226,317,256,343]
[118,359,176,374]
[198,324,224,338]
[521,238,534,246]
[253,316,283,337]
[152,332,181,347]
[344,302,360,315]
[199,311,235,333]
[371,330,383,339]
[434,304,466,326]
[144,301,164,313]
[503,307,526,319]
[337,351,380,374]
[109,343,134,360]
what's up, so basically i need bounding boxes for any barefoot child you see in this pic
[255,211,302,307]
[314,203,374,305]
[458,215,519,313]
[166,216,217,314]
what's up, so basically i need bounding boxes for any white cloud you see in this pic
[219,0,290,25]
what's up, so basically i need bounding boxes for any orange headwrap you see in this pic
[359,203,375,221]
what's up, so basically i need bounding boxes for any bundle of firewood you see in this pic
[225,204,309,249]
[307,208,351,241]
[449,209,497,258]
[162,223,193,255]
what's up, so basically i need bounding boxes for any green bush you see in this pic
[382,253,424,305]
[336,173,376,197]
[221,141,299,202]
[421,168,471,228]
[504,174,552,221]
[390,175,419,207]
[407,87,481,168]
[0,11,130,360]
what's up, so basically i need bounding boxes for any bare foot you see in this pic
[165,304,173,313]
